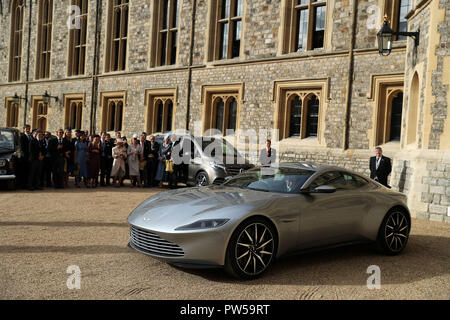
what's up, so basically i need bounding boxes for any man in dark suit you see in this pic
[370,147,392,188]
[259,139,277,165]
[146,135,160,187]
[41,131,54,188]
[100,131,114,186]
[18,124,32,188]
[27,130,46,191]
[49,129,68,188]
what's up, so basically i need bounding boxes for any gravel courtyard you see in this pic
[0,185,449,300]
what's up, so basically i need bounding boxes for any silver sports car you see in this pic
[127,163,411,279]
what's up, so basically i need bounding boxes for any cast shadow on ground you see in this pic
[174,234,450,286]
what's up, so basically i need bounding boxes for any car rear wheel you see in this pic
[195,171,209,186]
[225,218,277,280]
[375,208,410,255]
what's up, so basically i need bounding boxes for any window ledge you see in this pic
[377,141,401,153]
[279,136,325,148]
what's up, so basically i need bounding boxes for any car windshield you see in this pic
[0,131,14,152]
[223,166,314,193]
[197,137,241,159]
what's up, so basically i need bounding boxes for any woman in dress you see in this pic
[127,136,143,187]
[87,135,102,188]
[155,137,172,187]
[74,133,88,188]
[111,138,127,187]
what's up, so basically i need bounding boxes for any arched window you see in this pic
[145,90,177,134]
[389,92,403,141]
[289,95,302,137]
[101,93,125,132]
[214,98,225,131]
[36,0,53,79]
[166,101,173,132]
[64,95,84,130]
[109,102,116,131]
[116,101,123,131]
[227,98,237,132]
[71,102,78,129]
[407,73,419,145]
[33,100,48,131]
[6,100,19,127]
[156,100,164,133]
[9,0,24,82]
[305,94,319,137]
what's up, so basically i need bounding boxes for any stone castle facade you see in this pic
[0,0,449,222]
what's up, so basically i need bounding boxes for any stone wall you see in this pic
[0,0,448,223]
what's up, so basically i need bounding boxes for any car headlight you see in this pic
[209,161,226,171]
[175,219,230,231]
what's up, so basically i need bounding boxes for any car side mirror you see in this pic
[314,185,336,193]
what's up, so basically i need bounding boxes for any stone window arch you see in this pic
[210,94,239,135]
[64,94,84,130]
[32,98,48,131]
[282,91,321,139]
[5,99,20,127]
[406,72,419,145]
[201,84,243,135]
[100,92,126,133]
[145,89,177,134]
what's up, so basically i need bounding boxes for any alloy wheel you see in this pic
[196,173,208,186]
[384,210,409,252]
[235,223,274,276]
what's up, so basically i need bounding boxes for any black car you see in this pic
[0,128,21,190]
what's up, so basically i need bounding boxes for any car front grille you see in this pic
[226,166,251,175]
[130,226,184,258]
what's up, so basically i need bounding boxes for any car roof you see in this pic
[269,162,362,175]
[0,128,20,134]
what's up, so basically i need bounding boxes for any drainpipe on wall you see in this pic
[185,0,197,131]
[90,0,101,134]
[23,0,33,127]
[342,0,358,150]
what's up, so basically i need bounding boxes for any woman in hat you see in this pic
[111,138,127,187]
[155,136,172,187]
[127,135,143,187]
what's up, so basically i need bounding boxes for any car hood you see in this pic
[127,186,286,231]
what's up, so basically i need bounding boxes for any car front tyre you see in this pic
[375,208,410,255]
[195,171,209,186]
[225,218,277,280]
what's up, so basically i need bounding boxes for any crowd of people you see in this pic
[18,125,185,191]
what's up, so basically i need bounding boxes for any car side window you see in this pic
[353,174,369,187]
[309,171,343,189]
[341,173,361,189]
